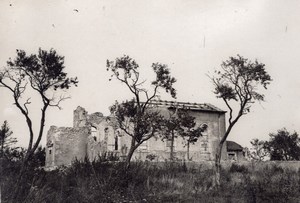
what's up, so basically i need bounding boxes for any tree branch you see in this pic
[48,95,71,110]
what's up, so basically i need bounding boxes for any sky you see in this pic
[1,0,300,148]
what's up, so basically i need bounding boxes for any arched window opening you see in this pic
[114,135,118,150]
[47,140,54,154]
[91,126,97,141]
[106,127,117,151]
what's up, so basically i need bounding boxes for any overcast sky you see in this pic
[1,0,300,148]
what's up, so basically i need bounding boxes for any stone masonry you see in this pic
[45,101,228,167]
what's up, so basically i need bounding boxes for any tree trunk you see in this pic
[187,141,190,161]
[214,118,240,187]
[215,141,224,186]
[125,137,137,167]
[31,104,48,154]
[170,132,175,161]
[126,146,135,165]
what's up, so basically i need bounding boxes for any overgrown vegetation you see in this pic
[2,157,300,202]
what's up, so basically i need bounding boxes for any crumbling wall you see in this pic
[86,114,121,160]
[73,106,88,128]
[46,126,89,167]
[88,112,104,125]
[87,136,104,161]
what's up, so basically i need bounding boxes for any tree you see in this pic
[0,48,78,165]
[107,55,176,165]
[161,108,206,161]
[0,120,17,158]
[180,117,207,161]
[249,138,269,161]
[265,128,300,161]
[161,109,182,161]
[210,55,271,185]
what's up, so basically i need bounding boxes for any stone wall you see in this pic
[46,105,228,167]
[87,136,104,161]
[73,106,88,128]
[128,110,227,162]
[188,111,227,160]
[46,126,89,166]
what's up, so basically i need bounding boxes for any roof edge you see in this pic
[145,99,226,113]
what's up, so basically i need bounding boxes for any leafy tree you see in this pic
[161,109,206,161]
[180,117,207,161]
[210,55,271,185]
[107,55,176,165]
[249,138,269,161]
[265,128,300,161]
[0,120,17,158]
[0,48,78,165]
[161,110,182,161]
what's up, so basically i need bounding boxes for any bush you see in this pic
[146,153,157,161]
[229,163,248,173]
[2,160,300,202]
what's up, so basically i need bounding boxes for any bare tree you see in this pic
[210,55,271,185]
[107,55,176,165]
[0,48,78,165]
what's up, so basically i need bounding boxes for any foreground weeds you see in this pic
[1,159,300,202]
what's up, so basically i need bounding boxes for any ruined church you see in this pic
[46,100,229,167]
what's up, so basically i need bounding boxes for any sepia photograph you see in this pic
[0,0,300,202]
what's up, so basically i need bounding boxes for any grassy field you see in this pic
[1,158,300,202]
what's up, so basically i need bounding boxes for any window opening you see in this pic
[115,136,118,150]
[91,126,97,141]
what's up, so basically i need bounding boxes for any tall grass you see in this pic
[1,159,300,202]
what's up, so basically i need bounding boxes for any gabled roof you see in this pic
[146,100,226,113]
[227,141,243,151]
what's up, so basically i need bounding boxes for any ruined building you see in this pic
[46,100,228,167]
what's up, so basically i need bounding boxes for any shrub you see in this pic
[2,160,300,202]
[146,153,157,161]
[229,163,248,173]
